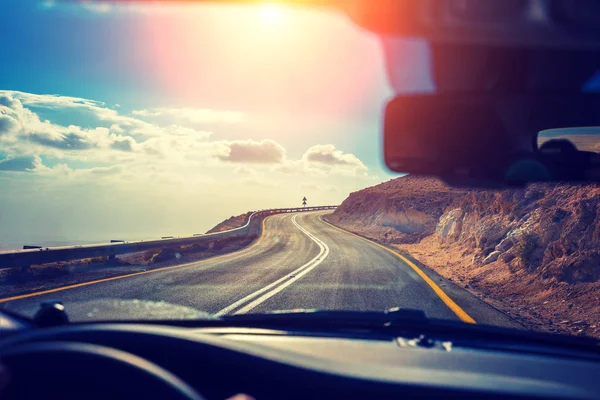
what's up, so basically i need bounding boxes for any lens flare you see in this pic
[259,4,286,25]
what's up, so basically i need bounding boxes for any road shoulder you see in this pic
[320,214,524,329]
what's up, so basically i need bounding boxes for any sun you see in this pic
[259,4,287,25]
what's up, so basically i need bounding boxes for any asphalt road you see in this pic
[2,211,520,328]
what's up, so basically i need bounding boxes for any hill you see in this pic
[327,176,467,243]
[325,176,600,337]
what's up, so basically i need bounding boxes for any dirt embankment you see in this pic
[326,176,600,337]
[206,212,252,234]
[327,176,467,244]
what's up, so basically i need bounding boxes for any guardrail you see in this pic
[0,206,337,270]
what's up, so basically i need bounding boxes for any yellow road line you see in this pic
[0,216,270,304]
[318,215,476,324]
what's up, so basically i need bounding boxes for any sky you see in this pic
[0,1,426,247]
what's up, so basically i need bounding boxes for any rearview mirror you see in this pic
[383,94,600,186]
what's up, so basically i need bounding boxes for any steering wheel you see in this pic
[0,341,204,400]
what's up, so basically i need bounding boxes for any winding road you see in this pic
[1,211,519,328]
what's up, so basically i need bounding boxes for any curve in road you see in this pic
[0,211,520,329]
[214,214,331,316]
[319,216,475,324]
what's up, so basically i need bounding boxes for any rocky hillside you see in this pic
[327,176,467,243]
[326,176,600,337]
[437,184,600,283]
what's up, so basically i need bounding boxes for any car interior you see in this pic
[2,0,600,399]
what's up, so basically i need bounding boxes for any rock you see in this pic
[499,252,516,263]
[496,237,515,252]
[482,251,501,265]
[436,208,464,243]
[473,220,510,251]
[150,248,177,263]
[546,241,565,259]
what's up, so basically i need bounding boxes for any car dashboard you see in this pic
[0,312,599,400]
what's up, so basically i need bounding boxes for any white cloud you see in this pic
[303,144,367,170]
[110,136,136,152]
[88,164,125,175]
[300,182,320,190]
[80,2,113,13]
[0,91,214,165]
[9,91,105,109]
[41,1,113,14]
[7,92,215,143]
[31,93,151,128]
[41,0,56,9]
[216,139,286,164]
[34,163,130,181]
[0,155,44,172]
[0,113,20,136]
[300,183,340,192]
[0,90,371,213]
[233,165,257,175]
[272,144,368,177]
[0,96,134,154]
[132,107,244,125]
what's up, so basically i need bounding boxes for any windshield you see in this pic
[1,1,598,341]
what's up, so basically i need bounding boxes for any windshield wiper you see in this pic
[221,307,429,329]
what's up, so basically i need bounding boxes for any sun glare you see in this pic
[259,4,286,25]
